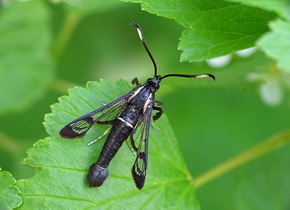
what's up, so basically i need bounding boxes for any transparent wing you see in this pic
[129,114,146,156]
[131,104,152,190]
[59,91,133,138]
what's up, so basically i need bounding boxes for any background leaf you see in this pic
[229,0,290,20]
[234,149,290,210]
[0,169,22,209]
[0,0,53,114]
[121,0,276,61]
[161,51,273,90]
[257,19,290,72]
[17,79,199,209]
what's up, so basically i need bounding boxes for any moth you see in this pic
[59,23,215,190]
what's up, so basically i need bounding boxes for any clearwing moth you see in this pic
[59,23,215,190]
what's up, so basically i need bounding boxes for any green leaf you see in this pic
[17,79,199,209]
[234,150,290,210]
[257,19,290,72]
[0,0,53,114]
[0,169,22,209]
[121,0,276,62]
[229,0,290,20]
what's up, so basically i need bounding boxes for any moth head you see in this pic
[147,76,161,90]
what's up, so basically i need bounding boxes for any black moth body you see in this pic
[59,23,215,190]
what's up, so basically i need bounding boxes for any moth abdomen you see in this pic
[87,163,109,188]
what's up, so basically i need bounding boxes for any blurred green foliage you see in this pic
[0,0,53,114]
[0,0,289,209]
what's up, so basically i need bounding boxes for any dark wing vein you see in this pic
[59,91,133,138]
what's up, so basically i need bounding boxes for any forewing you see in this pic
[132,104,152,190]
[59,91,133,138]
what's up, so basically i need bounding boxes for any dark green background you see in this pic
[0,1,289,210]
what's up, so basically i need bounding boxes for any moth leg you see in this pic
[152,106,163,121]
[132,77,140,85]
[151,106,163,130]
[96,120,114,125]
[151,121,160,130]
[88,125,112,145]
[128,133,138,157]
[152,100,164,106]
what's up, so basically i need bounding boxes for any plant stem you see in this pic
[50,78,82,94]
[194,130,290,189]
[50,9,83,93]
[0,131,20,154]
[52,10,81,58]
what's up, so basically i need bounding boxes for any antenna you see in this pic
[130,23,215,82]
[161,73,215,81]
[130,23,157,77]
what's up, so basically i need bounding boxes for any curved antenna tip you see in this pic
[191,73,215,81]
[130,22,139,27]
[208,74,215,81]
